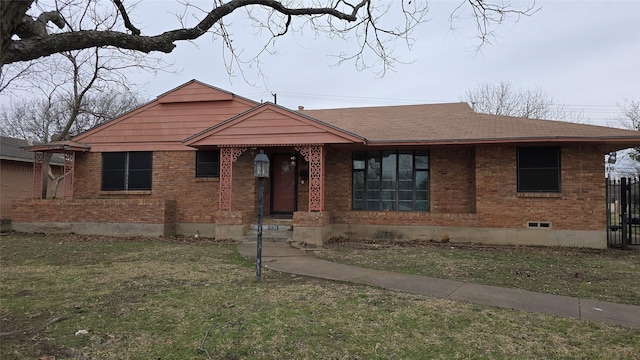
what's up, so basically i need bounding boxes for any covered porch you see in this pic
[208,144,330,244]
[181,102,364,244]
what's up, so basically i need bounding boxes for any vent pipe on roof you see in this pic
[298,106,304,111]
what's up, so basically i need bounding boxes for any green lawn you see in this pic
[1,233,639,359]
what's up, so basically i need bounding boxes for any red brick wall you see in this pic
[324,148,352,211]
[475,144,605,230]
[294,210,332,226]
[12,198,175,224]
[430,146,476,214]
[331,210,478,227]
[30,144,606,234]
[322,144,604,231]
[73,151,100,197]
[75,151,219,223]
[322,147,478,215]
[152,151,219,223]
[230,152,257,213]
[74,150,259,223]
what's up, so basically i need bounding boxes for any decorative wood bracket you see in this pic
[218,147,247,211]
[295,145,324,211]
[32,151,44,199]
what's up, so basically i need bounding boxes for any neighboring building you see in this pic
[0,136,63,220]
[11,80,640,247]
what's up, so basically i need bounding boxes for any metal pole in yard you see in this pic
[256,177,264,281]
[253,150,270,281]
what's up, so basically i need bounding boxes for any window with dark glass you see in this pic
[517,146,560,192]
[102,152,152,190]
[196,150,220,178]
[352,151,429,211]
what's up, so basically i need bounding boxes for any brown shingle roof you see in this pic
[0,136,65,164]
[301,103,640,149]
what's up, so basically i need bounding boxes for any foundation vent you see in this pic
[527,221,551,229]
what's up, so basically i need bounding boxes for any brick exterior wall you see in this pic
[318,144,604,233]
[12,198,176,224]
[430,146,476,214]
[324,148,351,211]
[15,144,607,245]
[475,145,605,231]
[75,151,215,222]
[331,210,478,227]
[74,150,259,224]
[231,152,258,213]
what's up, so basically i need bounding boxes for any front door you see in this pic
[271,154,297,214]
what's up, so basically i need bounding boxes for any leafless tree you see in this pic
[0,90,144,143]
[1,0,537,72]
[616,99,640,163]
[0,89,145,198]
[462,81,584,122]
[1,0,156,197]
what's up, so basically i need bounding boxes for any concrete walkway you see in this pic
[237,242,640,329]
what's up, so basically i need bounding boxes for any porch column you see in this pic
[218,146,247,211]
[63,151,75,198]
[32,151,44,199]
[296,145,325,211]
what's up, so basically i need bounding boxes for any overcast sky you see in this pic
[123,0,640,128]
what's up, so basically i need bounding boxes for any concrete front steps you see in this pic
[243,218,293,243]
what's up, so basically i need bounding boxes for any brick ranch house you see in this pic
[12,80,640,248]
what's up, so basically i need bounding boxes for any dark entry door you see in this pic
[271,154,296,214]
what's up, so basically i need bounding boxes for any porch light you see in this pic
[253,150,270,178]
[607,152,617,164]
[253,150,270,281]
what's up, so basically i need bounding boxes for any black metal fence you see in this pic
[606,177,640,249]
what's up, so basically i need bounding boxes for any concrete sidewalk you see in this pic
[237,242,640,329]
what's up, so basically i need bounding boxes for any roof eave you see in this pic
[365,137,640,148]
[21,141,92,152]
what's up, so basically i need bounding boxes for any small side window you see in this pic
[196,150,220,178]
[517,146,560,192]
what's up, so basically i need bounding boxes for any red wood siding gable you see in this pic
[73,80,258,152]
[183,103,365,147]
[156,80,235,103]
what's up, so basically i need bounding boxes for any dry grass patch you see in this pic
[315,239,640,305]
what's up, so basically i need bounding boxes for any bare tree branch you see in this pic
[451,0,539,48]
[2,0,538,71]
[2,0,369,64]
[111,0,140,35]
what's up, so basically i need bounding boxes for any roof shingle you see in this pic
[301,103,640,149]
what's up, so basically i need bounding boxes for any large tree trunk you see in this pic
[0,1,34,66]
